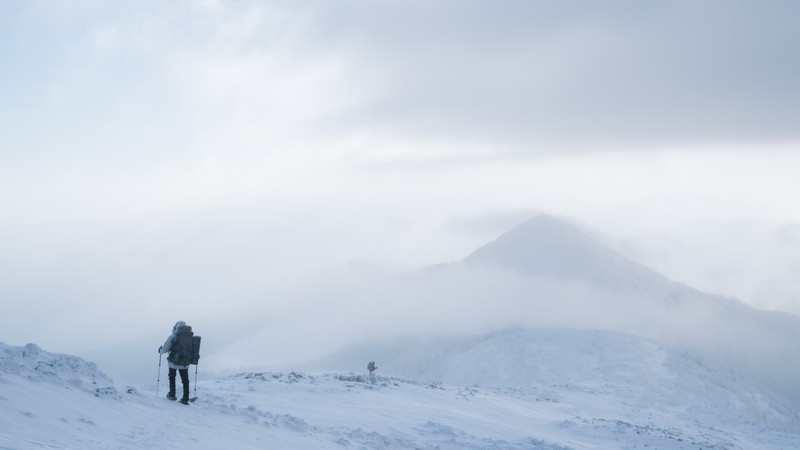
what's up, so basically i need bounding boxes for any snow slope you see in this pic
[3,336,799,449]
[309,328,800,433]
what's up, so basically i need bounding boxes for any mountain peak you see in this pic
[463,215,673,294]
[465,215,605,272]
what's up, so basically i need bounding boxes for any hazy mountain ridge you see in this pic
[362,215,800,407]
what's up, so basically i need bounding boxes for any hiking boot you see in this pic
[179,397,189,405]
[166,392,177,401]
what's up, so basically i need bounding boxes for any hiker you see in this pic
[159,321,193,404]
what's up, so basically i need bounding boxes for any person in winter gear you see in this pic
[159,321,192,404]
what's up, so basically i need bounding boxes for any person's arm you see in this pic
[159,334,174,354]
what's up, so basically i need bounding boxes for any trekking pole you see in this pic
[193,363,198,398]
[156,353,162,398]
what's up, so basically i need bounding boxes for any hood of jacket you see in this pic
[172,321,187,335]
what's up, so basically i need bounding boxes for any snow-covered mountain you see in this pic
[3,335,799,449]
[413,215,800,406]
[207,215,800,410]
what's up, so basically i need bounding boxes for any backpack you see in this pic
[190,335,202,365]
[168,325,200,366]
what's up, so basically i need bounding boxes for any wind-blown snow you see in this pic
[2,335,799,449]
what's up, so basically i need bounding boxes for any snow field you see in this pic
[3,333,800,449]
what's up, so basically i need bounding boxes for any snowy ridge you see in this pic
[4,339,800,449]
[308,328,799,430]
[0,342,118,398]
[0,340,800,450]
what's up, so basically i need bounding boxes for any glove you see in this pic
[158,346,162,353]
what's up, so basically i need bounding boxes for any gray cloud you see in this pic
[4,0,798,173]
[306,0,800,150]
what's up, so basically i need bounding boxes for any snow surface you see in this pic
[3,330,799,450]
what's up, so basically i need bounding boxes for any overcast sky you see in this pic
[2,0,800,368]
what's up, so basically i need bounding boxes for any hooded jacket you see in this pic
[159,321,190,370]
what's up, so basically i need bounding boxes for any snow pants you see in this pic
[168,368,190,400]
